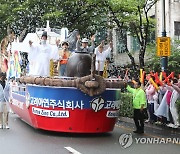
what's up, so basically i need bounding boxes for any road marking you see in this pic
[115,124,180,145]
[64,146,82,154]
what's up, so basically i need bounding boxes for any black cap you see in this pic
[0,72,6,81]
[135,79,141,86]
[0,72,6,77]
[42,31,47,38]
[61,41,69,46]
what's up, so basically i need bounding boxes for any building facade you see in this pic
[156,0,180,39]
[113,0,180,66]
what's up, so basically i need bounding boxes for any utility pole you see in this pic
[161,0,168,72]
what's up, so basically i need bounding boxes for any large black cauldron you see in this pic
[66,52,92,77]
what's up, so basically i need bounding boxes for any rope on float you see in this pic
[20,75,126,96]
[19,55,126,96]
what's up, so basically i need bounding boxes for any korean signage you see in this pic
[25,85,121,118]
[157,37,171,56]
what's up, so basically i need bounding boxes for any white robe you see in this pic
[28,43,59,77]
[94,47,111,71]
[28,45,38,75]
[154,90,169,120]
[170,90,179,126]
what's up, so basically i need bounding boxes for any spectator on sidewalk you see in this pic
[154,86,169,124]
[145,79,157,123]
[0,72,10,129]
[169,87,180,128]
[171,78,180,94]
[126,80,147,134]
[165,79,180,128]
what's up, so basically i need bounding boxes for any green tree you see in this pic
[0,0,20,40]
[146,42,180,75]
[128,0,157,69]
[0,0,108,40]
[87,0,158,78]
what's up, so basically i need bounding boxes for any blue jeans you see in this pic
[59,64,67,76]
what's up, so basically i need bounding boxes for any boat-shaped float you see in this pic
[5,22,126,133]
[10,72,125,133]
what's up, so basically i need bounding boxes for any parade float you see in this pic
[10,72,125,133]
[0,22,126,133]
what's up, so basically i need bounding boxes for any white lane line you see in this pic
[64,146,82,154]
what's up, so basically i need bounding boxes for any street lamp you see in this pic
[161,0,168,72]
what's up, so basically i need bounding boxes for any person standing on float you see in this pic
[76,34,95,53]
[28,31,58,76]
[28,40,38,76]
[94,41,112,76]
[58,41,71,76]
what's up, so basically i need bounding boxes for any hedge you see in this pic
[119,92,133,118]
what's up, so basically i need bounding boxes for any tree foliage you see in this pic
[2,0,177,76]
[146,43,180,75]
[0,0,108,40]
[102,0,157,69]
[89,0,157,78]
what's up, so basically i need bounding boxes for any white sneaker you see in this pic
[171,125,179,129]
[4,125,10,129]
[155,121,162,125]
[145,120,150,123]
[166,123,174,127]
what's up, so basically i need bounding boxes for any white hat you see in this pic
[82,38,89,43]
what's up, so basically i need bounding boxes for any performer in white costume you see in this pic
[28,40,38,75]
[94,41,112,76]
[28,31,59,76]
[170,89,180,128]
[154,89,169,121]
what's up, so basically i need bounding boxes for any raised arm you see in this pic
[76,34,81,51]
[88,34,95,53]
[172,84,180,94]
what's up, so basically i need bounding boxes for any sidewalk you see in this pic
[117,116,180,138]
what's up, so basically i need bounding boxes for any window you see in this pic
[131,36,140,52]
[115,30,127,53]
[174,21,180,36]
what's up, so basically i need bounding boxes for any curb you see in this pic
[118,116,180,133]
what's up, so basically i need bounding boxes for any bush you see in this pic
[119,92,133,118]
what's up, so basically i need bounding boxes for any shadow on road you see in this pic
[12,114,113,138]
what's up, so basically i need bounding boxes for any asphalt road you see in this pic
[0,114,179,154]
